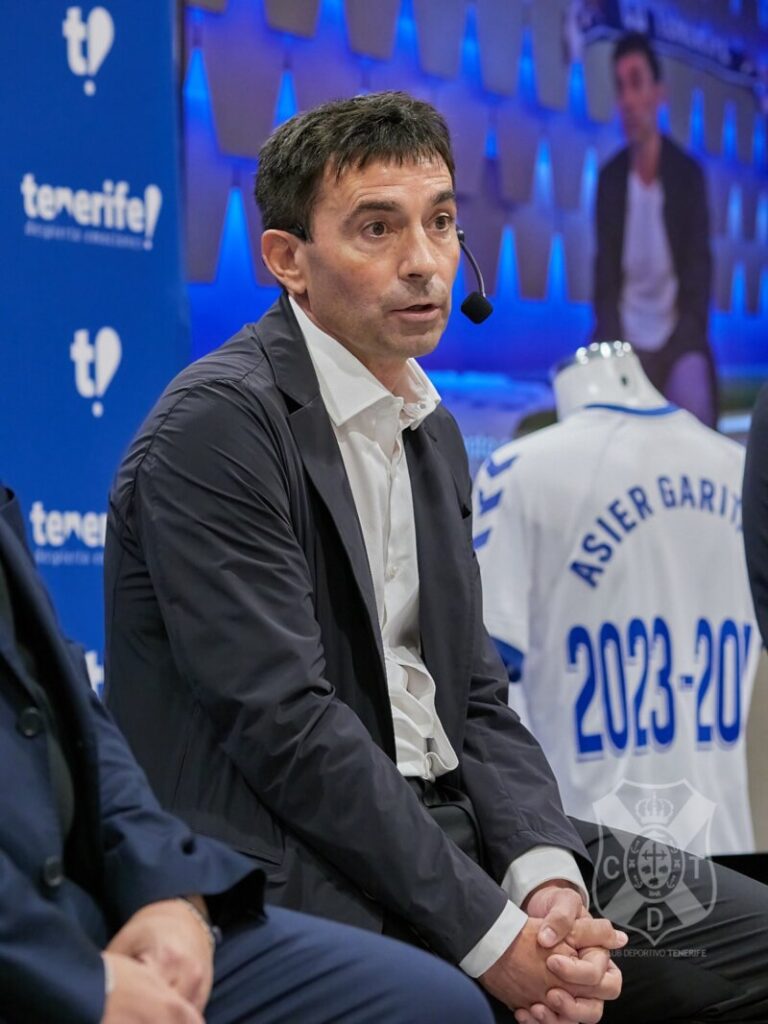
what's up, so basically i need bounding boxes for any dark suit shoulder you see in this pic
[661,134,704,179]
[598,144,630,183]
[109,319,288,521]
[152,320,278,412]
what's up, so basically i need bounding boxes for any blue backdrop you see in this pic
[0,1,186,689]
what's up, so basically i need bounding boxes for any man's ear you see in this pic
[261,229,307,296]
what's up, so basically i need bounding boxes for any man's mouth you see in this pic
[393,303,442,323]
[390,302,441,320]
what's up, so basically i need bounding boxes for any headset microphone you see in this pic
[457,227,493,324]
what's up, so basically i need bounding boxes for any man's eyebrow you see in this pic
[347,199,401,219]
[345,189,458,223]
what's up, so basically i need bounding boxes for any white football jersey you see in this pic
[474,403,759,855]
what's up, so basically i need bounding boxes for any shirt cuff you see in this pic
[458,900,527,978]
[102,953,115,997]
[501,846,588,909]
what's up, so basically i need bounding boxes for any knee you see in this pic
[392,948,494,1023]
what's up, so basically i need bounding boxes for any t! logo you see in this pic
[62,6,114,95]
[70,327,122,417]
[85,650,105,694]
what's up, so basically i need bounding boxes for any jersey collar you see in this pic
[582,402,679,417]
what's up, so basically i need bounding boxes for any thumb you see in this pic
[537,889,582,948]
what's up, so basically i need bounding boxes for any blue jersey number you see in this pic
[568,617,752,758]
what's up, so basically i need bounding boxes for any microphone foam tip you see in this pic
[461,292,494,324]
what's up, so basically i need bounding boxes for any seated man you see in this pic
[105,91,768,1023]
[0,483,491,1024]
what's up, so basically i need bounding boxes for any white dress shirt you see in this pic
[291,297,587,976]
[620,171,678,352]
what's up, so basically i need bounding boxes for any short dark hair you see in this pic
[613,31,662,83]
[255,91,455,241]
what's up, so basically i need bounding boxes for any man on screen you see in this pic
[593,32,717,426]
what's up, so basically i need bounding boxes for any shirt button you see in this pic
[17,706,44,738]
[385,565,398,581]
[41,855,64,890]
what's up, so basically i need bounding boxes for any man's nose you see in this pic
[398,226,438,279]
[619,86,638,109]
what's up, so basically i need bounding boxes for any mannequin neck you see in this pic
[553,344,668,421]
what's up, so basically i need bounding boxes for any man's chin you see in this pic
[389,321,445,358]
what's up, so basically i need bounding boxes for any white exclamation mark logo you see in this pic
[84,7,114,95]
[143,185,163,249]
[70,326,122,417]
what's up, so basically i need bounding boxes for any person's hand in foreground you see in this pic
[101,895,214,1022]
[100,952,205,1023]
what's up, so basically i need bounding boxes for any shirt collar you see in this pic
[289,296,440,430]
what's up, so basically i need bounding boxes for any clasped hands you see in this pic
[480,882,627,1024]
[100,895,214,1024]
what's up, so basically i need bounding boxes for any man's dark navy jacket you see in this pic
[0,486,261,1023]
[105,294,586,965]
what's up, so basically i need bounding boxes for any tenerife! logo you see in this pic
[21,175,163,250]
[63,6,115,95]
[29,501,106,568]
[70,327,122,417]
[591,780,716,946]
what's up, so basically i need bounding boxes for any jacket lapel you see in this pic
[0,495,100,772]
[405,420,474,741]
[613,146,630,266]
[0,593,29,698]
[0,501,103,875]
[659,135,680,271]
[260,296,383,658]
[0,490,43,697]
[288,398,382,649]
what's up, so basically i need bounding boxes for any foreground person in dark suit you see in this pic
[105,92,768,1023]
[0,484,492,1024]
[744,384,768,643]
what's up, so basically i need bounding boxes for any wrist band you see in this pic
[177,897,221,953]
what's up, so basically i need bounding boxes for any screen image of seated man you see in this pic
[105,91,768,1023]
[593,32,717,428]
[0,483,491,1023]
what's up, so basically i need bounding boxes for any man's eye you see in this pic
[365,222,388,237]
[434,214,454,231]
